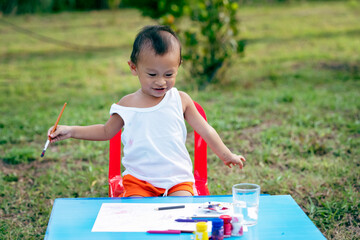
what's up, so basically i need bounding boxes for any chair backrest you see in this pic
[108,101,209,197]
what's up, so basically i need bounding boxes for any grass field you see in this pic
[0,1,359,239]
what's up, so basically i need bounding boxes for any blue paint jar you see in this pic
[211,218,224,240]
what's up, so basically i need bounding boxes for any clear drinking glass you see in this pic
[232,183,260,226]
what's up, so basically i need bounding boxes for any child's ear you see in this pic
[128,60,138,76]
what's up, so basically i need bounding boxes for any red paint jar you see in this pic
[220,215,232,237]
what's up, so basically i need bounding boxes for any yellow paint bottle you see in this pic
[195,222,208,240]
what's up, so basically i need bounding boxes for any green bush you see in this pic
[121,0,186,19]
[122,0,245,89]
[180,0,245,89]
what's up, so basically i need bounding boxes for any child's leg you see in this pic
[167,182,194,196]
[168,190,193,196]
[123,175,195,197]
[123,174,163,197]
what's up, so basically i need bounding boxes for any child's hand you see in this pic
[48,125,72,143]
[223,153,246,169]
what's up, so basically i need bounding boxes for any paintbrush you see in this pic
[41,102,67,157]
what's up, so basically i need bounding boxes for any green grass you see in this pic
[1,2,359,239]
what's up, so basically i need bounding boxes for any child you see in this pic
[48,25,246,197]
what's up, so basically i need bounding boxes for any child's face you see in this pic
[128,45,180,99]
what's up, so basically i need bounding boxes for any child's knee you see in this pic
[168,190,193,196]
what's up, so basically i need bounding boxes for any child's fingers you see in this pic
[235,155,245,169]
[238,155,246,162]
[237,159,244,169]
[224,154,246,169]
[47,126,55,136]
[48,127,58,139]
[48,125,62,138]
[226,160,243,169]
[48,126,67,142]
[50,134,67,143]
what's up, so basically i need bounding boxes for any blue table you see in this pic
[45,195,325,240]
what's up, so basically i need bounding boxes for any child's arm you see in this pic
[48,114,124,143]
[180,92,246,169]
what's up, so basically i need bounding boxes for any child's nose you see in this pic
[155,78,166,86]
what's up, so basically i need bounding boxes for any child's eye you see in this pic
[165,73,173,77]
[148,73,156,77]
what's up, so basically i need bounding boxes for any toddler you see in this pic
[48,25,246,197]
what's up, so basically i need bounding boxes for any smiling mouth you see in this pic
[154,88,165,91]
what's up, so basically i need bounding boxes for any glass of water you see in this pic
[232,183,260,226]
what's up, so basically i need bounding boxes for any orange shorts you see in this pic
[122,174,194,197]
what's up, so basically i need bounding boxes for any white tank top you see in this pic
[109,88,194,189]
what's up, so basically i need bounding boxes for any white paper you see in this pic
[92,203,214,232]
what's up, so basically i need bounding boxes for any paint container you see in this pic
[211,218,224,240]
[220,215,232,237]
[195,222,208,240]
[231,214,244,237]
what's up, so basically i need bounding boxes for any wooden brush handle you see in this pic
[49,102,67,139]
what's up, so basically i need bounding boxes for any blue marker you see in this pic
[175,219,208,222]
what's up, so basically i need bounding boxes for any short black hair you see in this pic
[130,25,182,65]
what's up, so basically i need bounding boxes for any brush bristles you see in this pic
[41,150,45,157]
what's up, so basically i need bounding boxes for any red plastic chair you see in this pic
[108,101,210,197]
